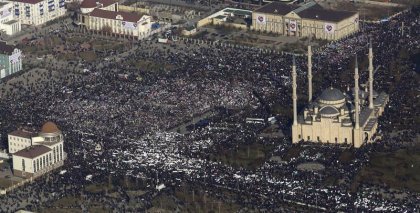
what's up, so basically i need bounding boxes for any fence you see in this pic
[169,35,305,56]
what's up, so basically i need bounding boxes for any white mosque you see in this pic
[9,122,66,178]
[291,41,389,148]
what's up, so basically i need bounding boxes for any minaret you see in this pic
[292,55,298,126]
[354,56,360,130]
[307,46,313,103]
[368,38,374,109]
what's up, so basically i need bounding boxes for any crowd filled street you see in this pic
[0,5,419,213]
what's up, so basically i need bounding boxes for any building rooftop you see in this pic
[9,0,44,4]
[297,7,356,22]
[81,0,117,8]
[254,1,357,22]
[255,2,298,16]
[4,20,19,25]
[90,8,142,23]
[359,108,374,127]
[9,129,37,139]
[13,145,51,159]
[0,41,16,55]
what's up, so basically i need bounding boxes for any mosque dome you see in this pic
[41,121,60,134]
[319,106,340,117]
[319,87,346,102]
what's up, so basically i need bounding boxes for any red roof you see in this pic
[9,129,37,139]
[80,0,117,8]
[14,145,51,159]
[90,8,142,22]
[80,0,97,8]
[11,0,44,4]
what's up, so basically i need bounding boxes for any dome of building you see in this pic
[80,0,97,8]
[41,121,60,134]
[319,87,346,102]
[319,106,340,117]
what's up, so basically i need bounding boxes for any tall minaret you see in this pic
[368,38,374,109]
[307,46,313,103]
[354,56,360,130]
[292,55,298,126]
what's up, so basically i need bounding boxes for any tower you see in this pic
[354,56,362,147]
[292,55,299,143]
[292,55,297,126]
[307,46,313,103]
[368,38,374,109]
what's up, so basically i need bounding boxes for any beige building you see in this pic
[252,1,359,40]
[11,0,67,26]
[79,0,152,39]
[0,1,21,35]
[291,42,388,148]
[11,121,66,178]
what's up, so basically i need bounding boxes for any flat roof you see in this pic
[9,0,44,4]
[90,8,142,22]
[14,145,51,159]
[4,20,19,25]
[9,129,36,139]
[254,2,298,16]
[254,2,357,22]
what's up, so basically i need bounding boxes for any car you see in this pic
[104,57,110,61]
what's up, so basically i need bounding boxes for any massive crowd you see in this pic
[0,5,419,213]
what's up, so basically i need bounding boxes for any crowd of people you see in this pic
[0,5,419,212]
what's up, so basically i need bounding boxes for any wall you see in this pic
[118,5,149,14]
[8,136,31,154]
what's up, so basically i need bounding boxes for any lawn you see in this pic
[355,147,420,192]
[79,51,97,62]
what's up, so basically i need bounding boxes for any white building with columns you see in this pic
[291,40,389,148]
[78,0,152,39]
[11,121,66,178]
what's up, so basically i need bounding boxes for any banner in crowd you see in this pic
[324,23,336,33]
[122,21,138,29]
[289,20,297,32]
[255,14,266,24]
